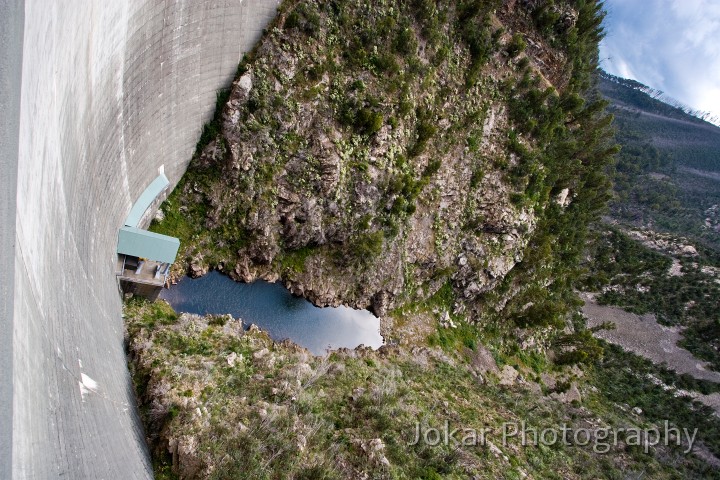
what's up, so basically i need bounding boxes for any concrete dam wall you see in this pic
[1,1,279,478]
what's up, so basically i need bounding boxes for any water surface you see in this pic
[160,271,383,355]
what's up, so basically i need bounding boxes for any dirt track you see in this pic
[581,293,720,422]
[580,293,720,384]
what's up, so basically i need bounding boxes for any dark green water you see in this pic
[160,271,383,355]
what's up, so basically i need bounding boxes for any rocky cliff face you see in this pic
[155,0,612,333]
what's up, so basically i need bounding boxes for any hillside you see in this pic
[151,0,614,332]
[126,299,720,479]
[126,1,720,479]
[580,73,720,404]
[597,71,720,248]
[599,72,719,126]
[599,71,720,173]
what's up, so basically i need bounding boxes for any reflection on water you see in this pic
[160,271,383,355]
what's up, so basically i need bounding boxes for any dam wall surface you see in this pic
[4,1,279,478]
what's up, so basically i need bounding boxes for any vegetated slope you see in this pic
[581,225,720,370]
[599,71,720,172]
[599,72,719,124]
[131,1,720,478]
[126,300,720,480]
[153,0,615,338]
[597,71,720,248]
[580,74,720,372]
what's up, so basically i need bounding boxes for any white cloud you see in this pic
[600,0,720,121]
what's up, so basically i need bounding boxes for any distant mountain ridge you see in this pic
[599,70,720,126]
[599,69,720,174]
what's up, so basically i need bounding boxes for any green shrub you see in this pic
[423,159,441,177]
[277,245,317,274]
[355,107,384,135]
[514,301,566,329]
[344,231,385,267]
[507,33,527,57]
[194,89,231,155]
[393,25,418,56]
[409,111,437,157]
[284,4,321,36]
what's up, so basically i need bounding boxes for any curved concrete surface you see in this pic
[2,1,278,478]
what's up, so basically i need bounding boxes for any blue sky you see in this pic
[599,0,720,120]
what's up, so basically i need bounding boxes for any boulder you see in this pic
[499,365,519,386]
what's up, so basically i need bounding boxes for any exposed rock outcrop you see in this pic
[156,0,615,355]
[162,0,589,323]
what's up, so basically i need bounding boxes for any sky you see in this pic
[599,0,720,121]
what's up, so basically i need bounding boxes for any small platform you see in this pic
[116,255,169,287]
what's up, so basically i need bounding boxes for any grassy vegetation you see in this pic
[276,245,319,274]
[591,342,720,459]
[125,298,720,479]
[125,297,178,335]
